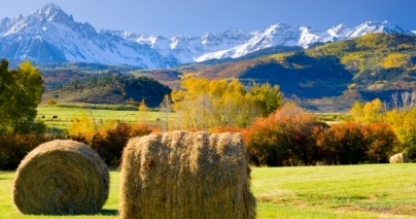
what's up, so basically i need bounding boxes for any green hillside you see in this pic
[306,33,416,90]
[43,73,171,107]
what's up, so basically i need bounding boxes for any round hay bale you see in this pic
[389,153,410,163]
[119,131,256,219]
[13,139,109,215]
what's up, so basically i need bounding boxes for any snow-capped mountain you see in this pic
[197,21,415,62]
[0,3,414,68]
[0,3,180,68]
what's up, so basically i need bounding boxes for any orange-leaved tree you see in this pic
[243,103,323,166]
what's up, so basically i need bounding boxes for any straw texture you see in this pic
[119,131,256,219]
[13,139,109,215]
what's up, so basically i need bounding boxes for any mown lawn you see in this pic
[1,164,415,219]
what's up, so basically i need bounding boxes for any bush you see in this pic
[0,133,63,170]
[91,123,157,167]
[317,122,398,164]
[242,104,323,166]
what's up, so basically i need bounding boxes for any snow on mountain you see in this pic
[0,3,179,68]
[195,21,415,62]
[0,3,414,68]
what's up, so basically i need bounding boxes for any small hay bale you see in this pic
[13,139,109,215]
[119,131,256,219]
[389,153,410,163]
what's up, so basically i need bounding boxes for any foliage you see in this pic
[137,100,148,123]
[67,110,160,167]
[67,112,99,143]
[362,123,397,163]
[45,73,171,107]
[171,76,283,130]
[242,104,323,166]
[317,122,369,164]
[239,54,353,98]
[90,123,157,167]
[0,133,62,170]
[243,103,398,166]
[350,98,384,123]
[381,53,410,69]
[385,108,416,160]
[352,97,416,161]
[0,59,44,134]
[317,122,397,164]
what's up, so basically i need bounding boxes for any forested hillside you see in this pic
[43,73,171,107]
[39,34,416,110]
[161,34,416,110]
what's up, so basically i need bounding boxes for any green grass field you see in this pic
[1,164,415,219]
[36,105,172,130]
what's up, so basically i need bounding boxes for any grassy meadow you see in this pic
[1,164,415,219]
[36,105,172,130]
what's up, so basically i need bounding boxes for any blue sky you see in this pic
[0,0,415,37]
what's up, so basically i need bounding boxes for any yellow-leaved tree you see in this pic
[68,112,117,143]
[137,100,149,124]
[350,98,384,123]
[171,76,283,130]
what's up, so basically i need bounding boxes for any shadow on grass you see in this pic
[100,209,118,216]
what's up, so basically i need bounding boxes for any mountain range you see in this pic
[0,3,415,69]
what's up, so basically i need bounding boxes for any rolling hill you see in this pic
[40,33,416,111]
[43,73,171,107]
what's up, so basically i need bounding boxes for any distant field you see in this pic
[1,164,415,218]
[37,105,173,130]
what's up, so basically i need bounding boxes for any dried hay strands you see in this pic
[12,139,109,215]
[119,131,256,219]
[389,152,410,163]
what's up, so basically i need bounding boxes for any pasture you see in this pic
[1,164,415,218]
[36,105,172,130]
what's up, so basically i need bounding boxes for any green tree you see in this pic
[247,83,284,117]
[0,59,44,134]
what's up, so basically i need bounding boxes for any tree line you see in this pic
[0,58,412,169]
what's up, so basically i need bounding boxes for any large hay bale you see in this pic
[389,153,410,163]
[13,139,109,215]
[119,131,256,219]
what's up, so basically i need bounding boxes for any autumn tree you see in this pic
[362,123,397,163]
[137,100,149,124]
[350,98,384,123]
[171,76,283,130]
[0,59,44,134]
[385,108,416,159]
[243,104,323,166]
[317,122,368,164]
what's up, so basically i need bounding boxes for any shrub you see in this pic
[0,133,61,170]
[317,122,368,164]
[91,123,157,167]
[243,104,323,166]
